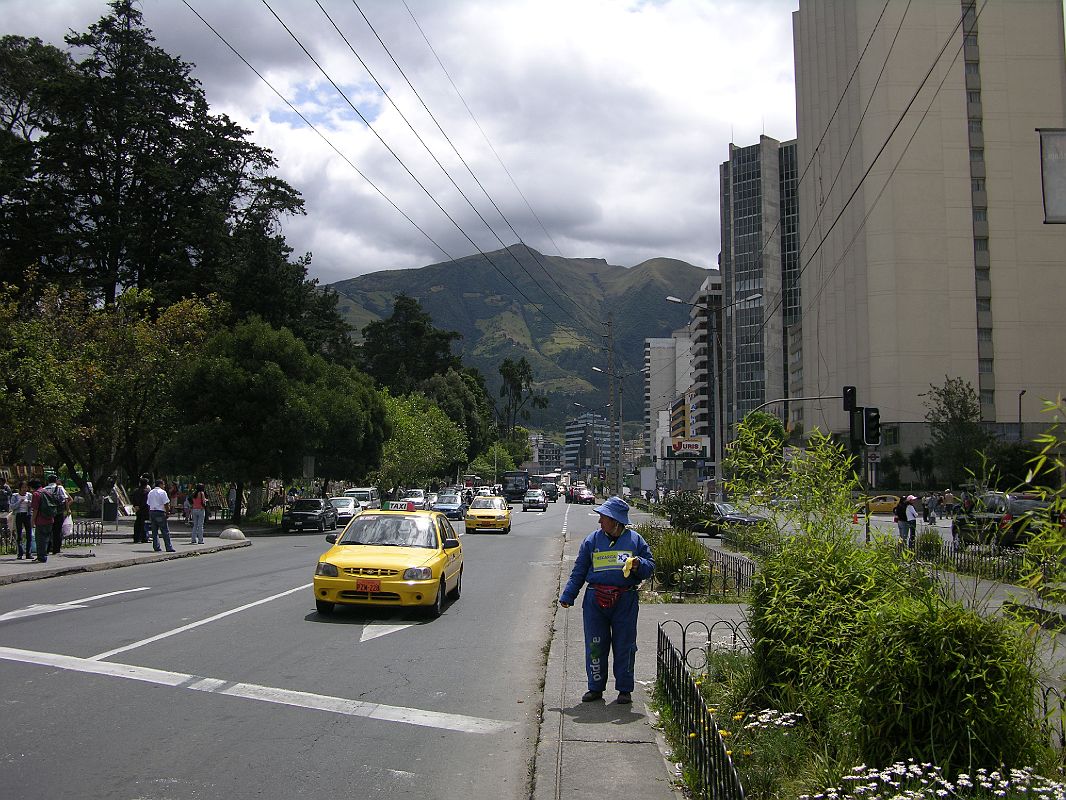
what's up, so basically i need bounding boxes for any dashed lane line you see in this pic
[0,646,512,734]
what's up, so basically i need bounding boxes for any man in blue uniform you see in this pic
[559,496,655,704]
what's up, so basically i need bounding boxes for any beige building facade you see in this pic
[792,0,1066,438]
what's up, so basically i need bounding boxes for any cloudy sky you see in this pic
[3,0,799,284]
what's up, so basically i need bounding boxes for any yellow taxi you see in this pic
[313,503,463,617]
[464,495,512,534]
[855,494,901,514]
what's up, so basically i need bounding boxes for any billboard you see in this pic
[664,436,710,460]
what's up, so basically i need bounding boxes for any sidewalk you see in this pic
[533,506,746,800]
[0,516,257,586]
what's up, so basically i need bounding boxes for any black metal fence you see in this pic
[657,620,747,800]
[68,518,104,547]
[1040,684,1066,751]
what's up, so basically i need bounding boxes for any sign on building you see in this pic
[664,436,710,460]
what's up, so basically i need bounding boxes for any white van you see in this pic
[343,487,381,510]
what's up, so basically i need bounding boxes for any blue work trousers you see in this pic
[150,510,174,552]
[581,588,639,693]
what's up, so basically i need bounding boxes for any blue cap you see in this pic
[594,496,631,527]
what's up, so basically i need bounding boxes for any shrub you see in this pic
[915,529,942,560]
[852,599,1050,774]
[651,527,709,588]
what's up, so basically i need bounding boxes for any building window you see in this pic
[965,61,980,75]
[976,268,990,283]
[969,148,984,162]
[972,177,985,192]
[977,327,993,342]
[973,208,987,222]
[967,90,981,103]
[980,389,995,406]
[979,359,994,373]
[974,238,989,252]
[968,119,983,134]
[964,33,978,47]
[977,298,991,311]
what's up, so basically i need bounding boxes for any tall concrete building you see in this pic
[719,137,800,432]
[643,333,693,475]
[793,0,1066,442]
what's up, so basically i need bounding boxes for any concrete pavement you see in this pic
[0,516,254,585]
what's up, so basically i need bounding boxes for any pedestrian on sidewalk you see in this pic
[188,483,207,544]
[30,478,54,563]
[11,480,34,559]
[131,477,150,543]
[893,496,909,545]
[43,474,70,555]
[558,496,655,705]
[906,495,919,547]
[147,479,176,553]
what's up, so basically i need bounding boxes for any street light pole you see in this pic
[1018,389,1027,441]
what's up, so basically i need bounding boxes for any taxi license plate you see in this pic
[356,578,380,592]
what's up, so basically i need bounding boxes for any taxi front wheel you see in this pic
[428,580,445,618]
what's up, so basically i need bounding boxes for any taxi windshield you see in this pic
[339,514,437,548]
[471,497,503,510]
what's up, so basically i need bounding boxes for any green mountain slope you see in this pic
[330,245,709,432]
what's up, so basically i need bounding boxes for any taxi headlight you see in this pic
[315,562,339,577]
[497,514,507,520]
[403,567,433,580]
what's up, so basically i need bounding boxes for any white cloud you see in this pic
[1,0,799,283]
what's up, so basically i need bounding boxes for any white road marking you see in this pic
[359,623,417,642]
[88,583,312,661]
[0,646,512,734]
[0,587,151,623]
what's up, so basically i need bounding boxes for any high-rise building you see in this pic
[643,334,693,470]
[719,136,800,432]
[563,412,612,480]
[793,0,1066,442]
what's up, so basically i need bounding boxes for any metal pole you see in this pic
[608,313,621,498]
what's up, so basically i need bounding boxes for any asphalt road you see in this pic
[0,500,590,800]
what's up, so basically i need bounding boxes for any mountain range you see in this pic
[329,244,710,434]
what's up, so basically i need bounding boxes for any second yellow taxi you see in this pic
[313,505,463,617]
[464,495,512,534]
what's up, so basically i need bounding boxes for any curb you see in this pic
[0,540,252,586]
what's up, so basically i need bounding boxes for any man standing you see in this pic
[147,479,176,553]
[559,496,654,705]
[131,477,150,543]
[44,474,70,555]
[30,478,54,563]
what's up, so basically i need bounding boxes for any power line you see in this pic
[179,0,453,262]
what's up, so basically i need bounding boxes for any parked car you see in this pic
[681,501,767,538]
[343,486,381,510]
[575,488,596,504]
[854,494,901,514]
[522,489,548,512]
[426,492,438,507]
[328,496,359,526]
[282,498,338,533]
[541,482,559,502]
[313,508,463,617]
[431,492,468,521]
[465,496,512,534]
[951,492,1061,548]
[400,488,428,509]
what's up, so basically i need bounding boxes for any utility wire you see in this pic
[348,0,596,337]
[179,0,453,262]
[259,0,591,347]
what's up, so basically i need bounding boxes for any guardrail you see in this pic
[657,620,748,800]
[68,518,104,547]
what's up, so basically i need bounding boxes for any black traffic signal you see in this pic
[843,385,857,412]
[862,406,881,446]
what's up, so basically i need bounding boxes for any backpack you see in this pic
[38,488,62,518]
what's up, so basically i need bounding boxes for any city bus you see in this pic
[501,470,530,502]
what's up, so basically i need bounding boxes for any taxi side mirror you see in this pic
[443,538,460,549]
[325,533,338,544]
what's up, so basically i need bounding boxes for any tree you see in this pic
[358,295,461,395]
[418,368,493,462]
[164,317,389,522]
[497,357,548,438]
[468,442,515,485]
[922,376,990,487]
[372,392,468,493]
[726,411,788,489]
[907,445,936,487]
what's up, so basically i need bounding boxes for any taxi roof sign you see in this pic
[385,500,415,511]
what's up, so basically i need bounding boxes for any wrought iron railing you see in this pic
[657,620,747,800]
[69,518,104,547]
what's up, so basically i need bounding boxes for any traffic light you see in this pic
[843,385,857,412]
[862,406,881,446]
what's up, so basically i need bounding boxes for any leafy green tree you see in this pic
[497,357,547,438]
[418,368,493,462]
[907,444,936,487]
[358,295,461,395]
[164,317,389,522]
[726,410,787,490]
[372,392,468,493]
[922,376,990,487]
[467,442,515,485]
[983,439,1041,489]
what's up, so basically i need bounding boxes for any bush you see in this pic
[915,529,942,560]
[650,527,709,589]
[852,599,1050,774]
[659,492,716,531]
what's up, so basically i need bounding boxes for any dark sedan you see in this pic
[952,492,1060,548]
[685,502,767,538]
[282,498,338,533]
[431,492,468,520]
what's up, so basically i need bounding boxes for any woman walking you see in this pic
[11,480,33,559]
[188,483,207,544]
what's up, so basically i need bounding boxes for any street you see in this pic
[0,501,586,799]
